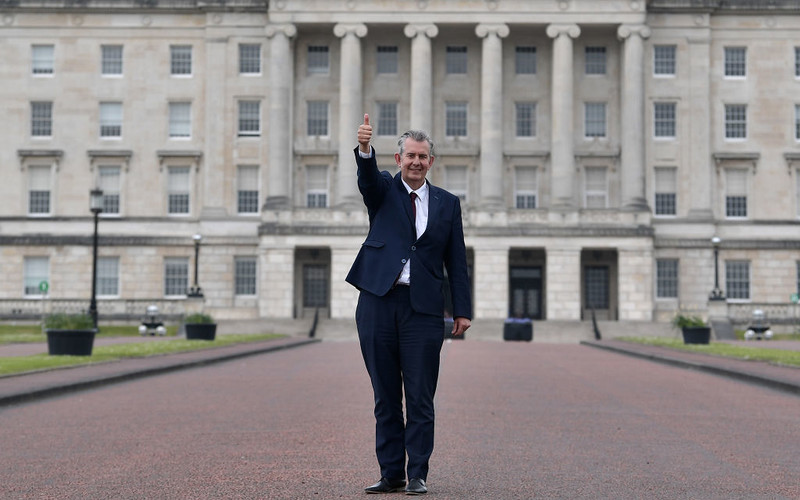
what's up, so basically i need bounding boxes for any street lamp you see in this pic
[89,188,104,328]
[709,236,725,301]
[187,233,204,297]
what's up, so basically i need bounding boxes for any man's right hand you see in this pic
[358,113,372,154]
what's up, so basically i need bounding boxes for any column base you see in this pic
[263,196,290,210]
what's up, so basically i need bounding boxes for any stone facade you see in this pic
[1,0,800,330]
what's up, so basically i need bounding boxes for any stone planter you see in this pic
[681,326,711,345]
[46,329,97,356]
[185,323,217,341]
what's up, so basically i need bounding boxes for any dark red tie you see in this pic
[410,192,417,221]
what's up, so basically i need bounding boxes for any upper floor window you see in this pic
[376,46,398,74]
[446,46,467,74]
[795,104,800,141]
[654,102,676,138]
[24,256,49,297]
[239,44,261,75]
[654,167,677,217]
[445,165,468,203]
[376,101,398,137]
[96,256,120,297]
[515,46,537,75]
[170,45,192,76]
[307,101,329,136]
[167,166,191,215]
[725,169,748,219]
[585,46,606,75]
[584,102,606,138]
[725,260,750,300]
[514,166,538,209]
[656,259,679,299]
[653,45,676,76]
[445,101,468,137]
[99,102,122,138]
[32,45,54,75]
[169,102,191,139]
[28,165,52,216]
[238,100,260,137]
[237,165,260,214]
[31,101,52,137]
[101,45,123,76]
[98,165,121,215]
[307,45,329,74]
[724,47,746,77]
[795,47,800,78]
[306,164,328,208]
[584,166,608,208]
[725,104,747,140]
[515,102,536,138]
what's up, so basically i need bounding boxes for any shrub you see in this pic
[43,313,95,330]
[671,313,706,329]
[184,313,215,324]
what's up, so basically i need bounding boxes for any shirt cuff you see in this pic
[358,147,373,159]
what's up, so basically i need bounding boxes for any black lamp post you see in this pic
[89,188,104,328]
[709,236,725,301]
[187,233,204,297]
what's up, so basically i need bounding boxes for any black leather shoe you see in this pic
[365,477,406,494]
[405,478,427,495]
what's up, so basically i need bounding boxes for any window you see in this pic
[795,104,800,141]
[653,45,676,76]
[446,166,468,202]
[654,167,677,217]
[32,45,54,75]
[514,166,537,209]
[446,46,467,74]
[515,46,537,75]
[584,167,607,208]
[170,45,192,75]
[164,257,189,296]
[725,104,747,139]
[725,169,748,218]
[31,101,52,137]
[99,102,122,138]
[238,100,260,137]
[656,259,679,299]
[376,101,397,137]
[169,102,191,138]
[101,45,123,75]
[98,166,121,215]
[306,165,328,208]
[28,165,51,215]
[515,102,536,137]
[725,260,750,300]
[584,102,606,138]
[585,46,606,75]
[376,46,398,74]
[307,45,329,74]
[24,257,49,296]
[237,165,259,214]
[796,47,800,78]
[724,47,746,77]
[239,44,261,74]
[96,256,119,297]
[167,166,191,215]
[445,101,468,137]
[654,102,676,138]
[235,257,257,296]
[796,168,800,218]
[797,261,800,294]
[307,101,329,136]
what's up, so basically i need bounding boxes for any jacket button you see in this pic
[411,246,416,251]
[401,259,407,264]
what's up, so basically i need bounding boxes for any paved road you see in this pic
[1,340,799,499]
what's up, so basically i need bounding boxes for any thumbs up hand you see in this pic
[358,113,372,154]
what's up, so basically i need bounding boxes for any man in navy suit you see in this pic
[347,114,472,495]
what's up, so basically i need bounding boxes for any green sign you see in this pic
[791,293,799,304]
[38,281,49,293]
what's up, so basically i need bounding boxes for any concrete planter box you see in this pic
[46,329,96,356]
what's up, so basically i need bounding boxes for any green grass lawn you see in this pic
[0,323,180,344]
[619,337,800,368]
[0,333,285,377]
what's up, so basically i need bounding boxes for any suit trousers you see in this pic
[356,286,444,481]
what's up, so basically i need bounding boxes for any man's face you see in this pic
[395,138,434,190]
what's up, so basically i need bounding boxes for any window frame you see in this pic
[101,44,123,76]
[584,46,607,75]
[307,45,330,75]
[97,165,122,216]
[724,104,747,140]
[376,101,398,137]
[236,165,260,215]
[724,46,747,78]
[514,166,538,209]
[239,43,261,75]
[445,46,468,75]
[238,100,261,137]
[653,44,676,77]
[653,166,677,217]
[445,101,468,137]
[163,257,190,297]
[584,102,607,139]
[305,164,329,209]
[166,166,191,216]
[724,168,748,219]
[725,260,751,301]
[306,100,329,137]
[96,256,120,298]
[445,165,468,203]
[655,259,679,299]
[32,44,54,76]
[583,166,608,209]
[170,45,193,76]
[31,101,53,138]
[234,256,258,296]
[99,101,123,139]
[653,102,676,139]
[24,256,50,297]
[27,164,53,217]
[515,102,536,138]
[169,101,192,139]
[376,45,398,75]
[515,46,537,75]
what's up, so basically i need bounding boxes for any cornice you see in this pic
[0,0,268,13]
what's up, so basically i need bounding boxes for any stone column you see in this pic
[265,24,296,209]
[687,31,713,219]
[618,24,651,212]
[617,247,653,321]
[545,247,581,320]
[546,24,581,209]
[404,24,438,133]
[329,243,361,319]
[334,23,368,209]
[476,23,510,210]
[259,245,294,318]
[472,248,509,319]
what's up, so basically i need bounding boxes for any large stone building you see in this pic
[2,0,799,336]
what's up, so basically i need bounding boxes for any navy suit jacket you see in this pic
[346,147,472,320]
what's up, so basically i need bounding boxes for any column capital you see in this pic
[265,23,296,38]
[617,24,651,41]
[334,23,368,39]
[404,23,438,39]
[546,23,580,40]
[475,23,509,39]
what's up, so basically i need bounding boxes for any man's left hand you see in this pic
[451,317,471,336]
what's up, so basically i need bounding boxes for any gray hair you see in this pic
[397,130,435,158]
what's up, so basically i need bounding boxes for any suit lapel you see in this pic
[394,173,415,228]
[425,182,441,238]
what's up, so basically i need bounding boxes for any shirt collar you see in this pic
[401,178,429,201]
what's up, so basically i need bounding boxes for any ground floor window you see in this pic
[303,264,328,308]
